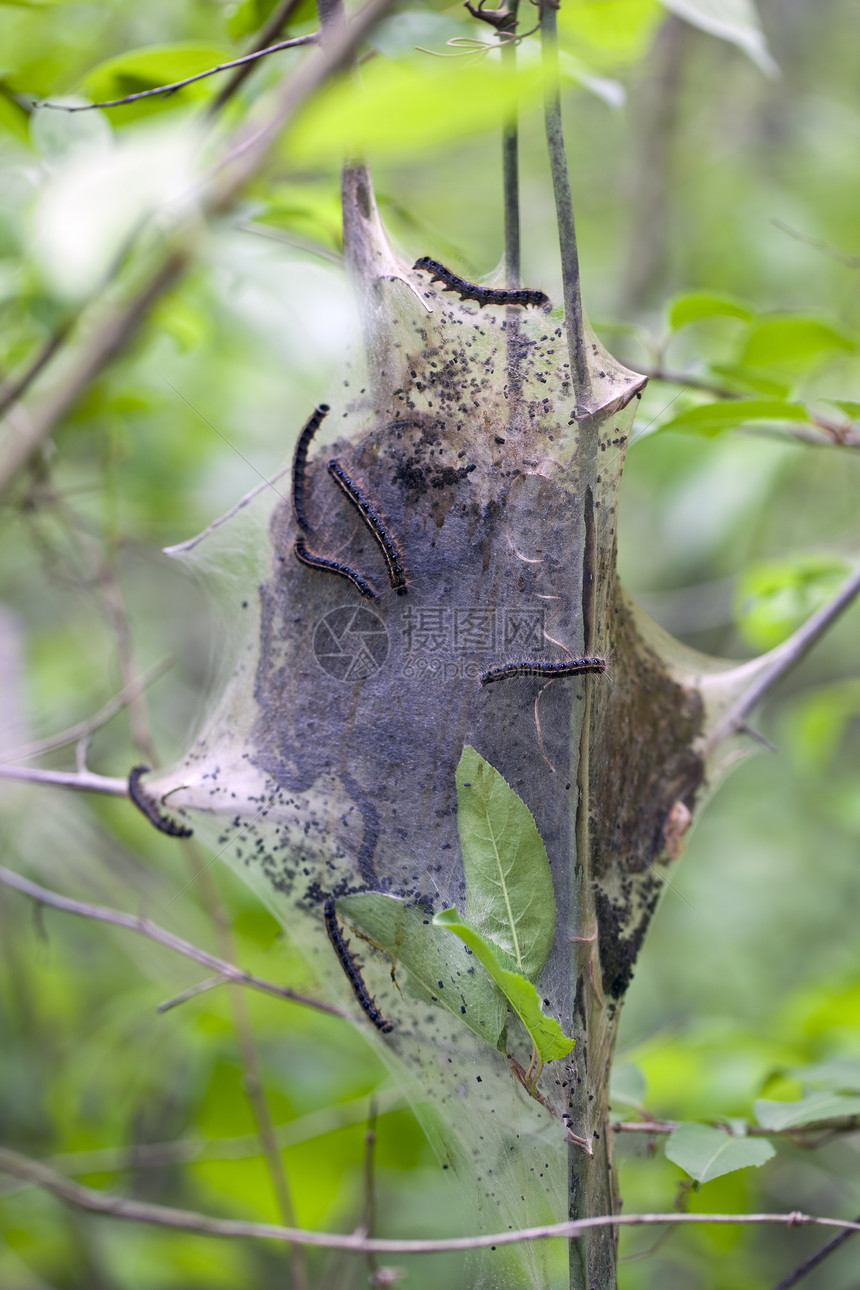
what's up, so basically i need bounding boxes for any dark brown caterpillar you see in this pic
[413,256,551,312]
[293,540,376,599]
[323,898,393,1033]
[292,402,330,532]
[327,460,408,596]
[480,657,607,686]
[128,765,193,838]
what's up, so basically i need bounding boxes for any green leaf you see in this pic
[433,909,574,1062]
[457,745,556,980]
[659,398,809,436]
[337,893,507,1049]
[289,57,542,163]
[735,554,851,650]
[740,317,855,370]
[557,0,663,65]
[665,1122,775,1183]
[659,0,777,75]
[754,1091,860,1131]
[667,291,754,329]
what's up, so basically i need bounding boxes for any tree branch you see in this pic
[5,657,172,763]
[210,0,309,114]
[705,562,860,753]
[0,1145,858,1253]
[540,0,588,400]
[0,764,128,795]
[37,35,318,113]
[0,865,347,1021]
[0,321,73,419]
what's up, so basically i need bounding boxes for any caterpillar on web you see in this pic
[293,541,376,600]
[480,657,607,686]
[292,403,330,533]
[327,459,408,596]
[413,257,551,312]
[128,765,193,838]
[323,898,393,1033]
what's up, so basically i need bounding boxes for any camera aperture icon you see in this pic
[312,606,389,681]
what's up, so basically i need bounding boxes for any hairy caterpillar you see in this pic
[323,898,394,1034]
[293,541,376,599]
[413,257,551,312]
[128,765,193,838]
[480,657,607,686]
[292,403,330,533]
[327,460,408,596]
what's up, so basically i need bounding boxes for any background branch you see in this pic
[540,0,588,398]
[38,34,318,113]
[0,1145,858,1253]
[0,865,346,1021]
[705,562,860,752]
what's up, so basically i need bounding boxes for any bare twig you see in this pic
[705,562,860,753]
[540,0,588,399]
[769,1214,860,1290]
[0,321,73,419]
[0,764,128,795]
[5,657,172,762]
[209,0,309,115]
[0,864,346,1021]
[611,1116,860,1142]
[37,35,318,113]
[0,1146,858,1253]
[771,219,860,269]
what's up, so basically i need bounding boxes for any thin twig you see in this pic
[0,764,128,795]
[0,321,72,419]
[0,865,346,1021]
[500,0,521,288]
[611,1117,860,1141]
[705,562,860,753]
[540,0,588,400]
[157,974,230,1013]
[768,1214,860,1290]
[5,657,172,762]
[0,1147,857,1253]
[37,35,318,113]
[210,0,309,115]
[771,219,860,269]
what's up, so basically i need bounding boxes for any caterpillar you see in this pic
[292,403,330,533]
[323,898,394,1034]
[128,765,193,838]
[413,257,551,312]
[327,460,408,596]
[293,540,376,599]
[480,657,607,686]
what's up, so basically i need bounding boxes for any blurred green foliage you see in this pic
[1,0,859,1286]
